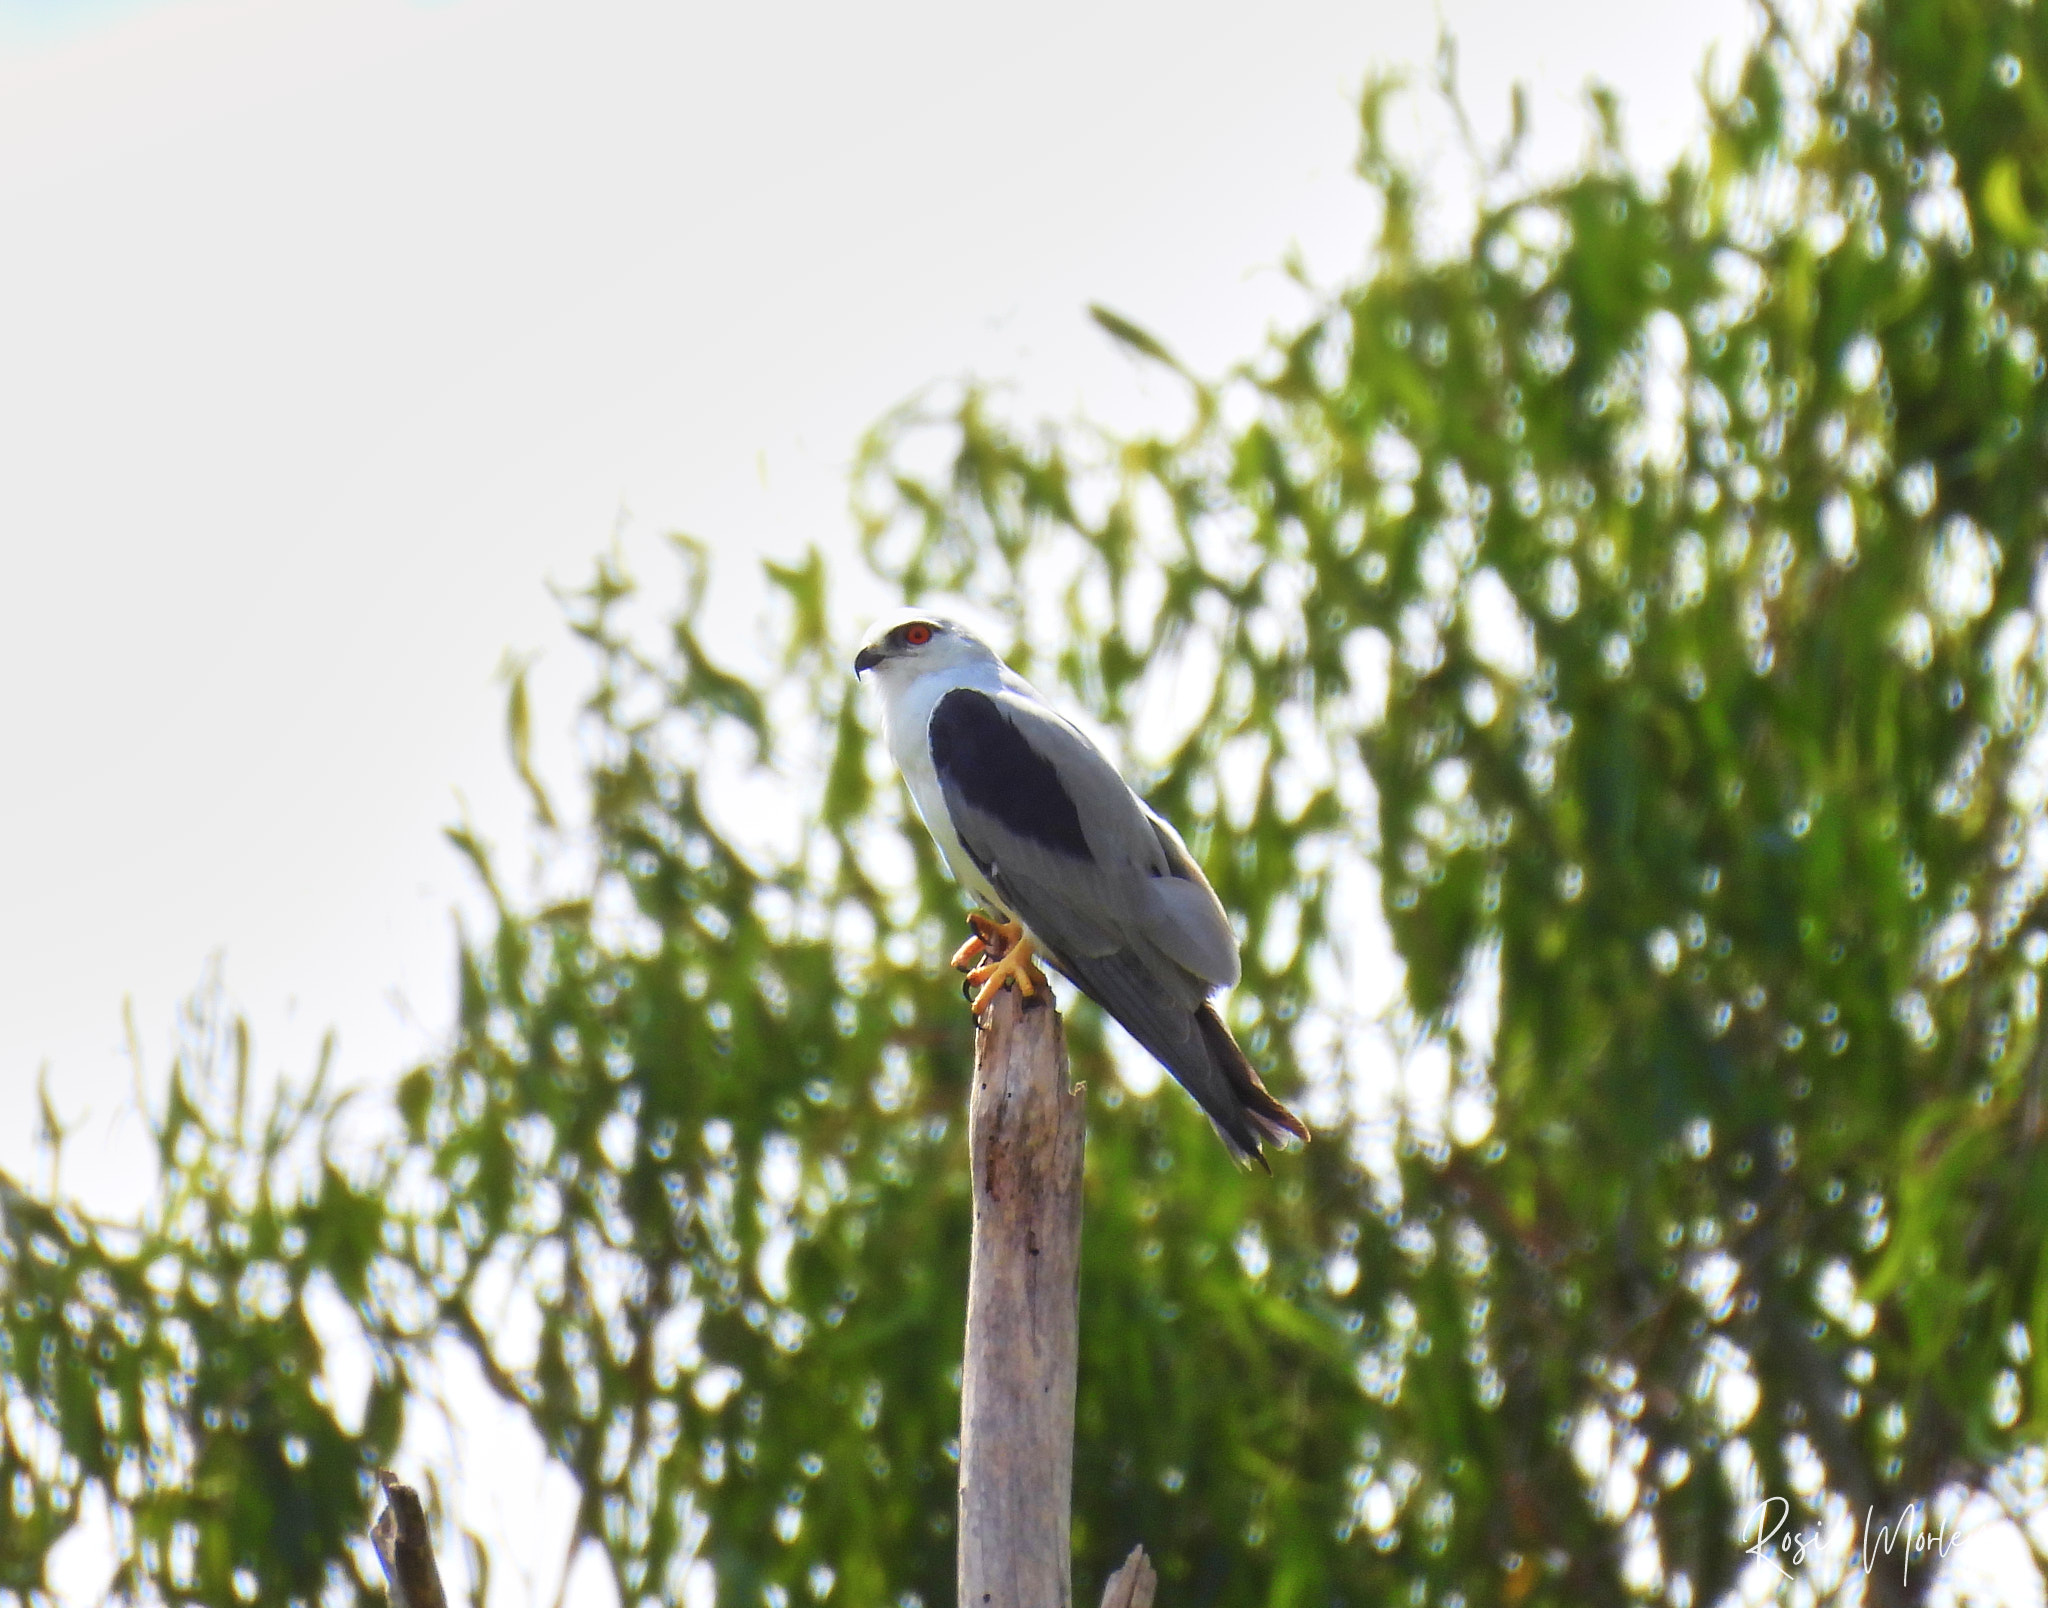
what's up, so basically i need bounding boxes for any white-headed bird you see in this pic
[854,611,1307,1168]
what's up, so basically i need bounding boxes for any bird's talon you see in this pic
[966,936,1046,1015]
[956,914,1025,977]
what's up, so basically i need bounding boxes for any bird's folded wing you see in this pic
[926,686,1231,1002]
[1135,807,1241,987]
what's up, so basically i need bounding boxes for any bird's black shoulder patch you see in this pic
[928,688,1091,861]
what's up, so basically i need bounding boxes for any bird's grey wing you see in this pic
[925,685,1207,986]
[1136,803,1241,987]
[927,686,1303,1162]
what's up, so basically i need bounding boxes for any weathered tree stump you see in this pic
[370,1470,449,1608]
[956,985,1087,1608]
[1098,1545,1158,1608]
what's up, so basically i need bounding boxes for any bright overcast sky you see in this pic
[0,0,1776,1221]
[0,0,1861,1600]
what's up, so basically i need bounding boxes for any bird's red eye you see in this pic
[904,622,933,646]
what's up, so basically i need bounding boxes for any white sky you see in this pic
[1,0,1792,1601]
[0,0,1765,1221]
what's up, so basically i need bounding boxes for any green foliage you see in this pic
[1,1000,400,1606]
[13,1,2048,1603]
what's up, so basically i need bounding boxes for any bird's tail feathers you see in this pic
[1193,1003,1311,1170]
[1051,949,1308,1167]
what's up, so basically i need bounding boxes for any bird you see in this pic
[853,610,1308,1167]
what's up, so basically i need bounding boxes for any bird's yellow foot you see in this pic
[967,936,1047,1015]
[958,918,1049,1014]
[950,911,1010,974]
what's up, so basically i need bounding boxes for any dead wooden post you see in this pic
[957,984,1087,1608]
[370,1470,449,1608]
[1098,1546,1158,1608]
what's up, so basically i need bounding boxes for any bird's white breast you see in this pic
[877,659,1010,914]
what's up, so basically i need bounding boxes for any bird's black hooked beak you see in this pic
[852,644,884,677]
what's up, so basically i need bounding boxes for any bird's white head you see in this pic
[851,611,1002,686]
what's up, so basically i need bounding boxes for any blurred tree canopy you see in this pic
[13,0,2048,1603]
